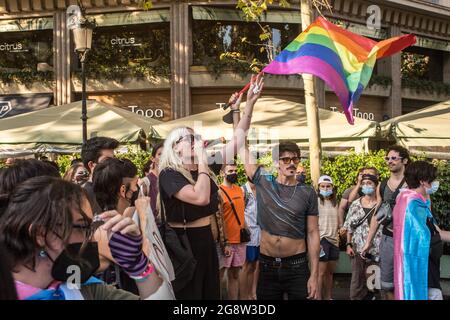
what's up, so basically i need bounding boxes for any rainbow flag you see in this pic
[263,17,416,124]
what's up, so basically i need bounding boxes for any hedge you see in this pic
[2,149,448,232]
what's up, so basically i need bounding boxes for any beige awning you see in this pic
[379,99,450,153]
[0,100,162,156]
[152,97,378,152]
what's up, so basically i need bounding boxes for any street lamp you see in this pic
[71,7,95,144]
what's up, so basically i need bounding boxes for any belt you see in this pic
[259,252,307,267]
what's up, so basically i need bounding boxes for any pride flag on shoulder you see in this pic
[263,17,416,125]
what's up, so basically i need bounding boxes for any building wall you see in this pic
[1,0,450,122]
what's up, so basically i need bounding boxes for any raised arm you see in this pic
[173,146,211,206]
[221,74,263,175]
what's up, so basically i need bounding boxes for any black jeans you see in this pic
[257,253,310,300]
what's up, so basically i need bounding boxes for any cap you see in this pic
[318,175,333,185]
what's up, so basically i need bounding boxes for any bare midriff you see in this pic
[260,230,307,257]
[168,214,213,228]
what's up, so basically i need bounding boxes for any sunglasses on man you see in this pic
[384,156,403,162]
[279,156,301,165]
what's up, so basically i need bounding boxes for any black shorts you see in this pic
[320,238,340,262]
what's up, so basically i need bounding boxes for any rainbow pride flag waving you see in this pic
[263,17,416,124]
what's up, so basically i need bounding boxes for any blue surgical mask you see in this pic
[320,190,333,197]
[361,185,375,195]
[425,181,439,195]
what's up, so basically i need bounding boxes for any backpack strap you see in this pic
[380,179,388,201]
[220,186,242,227]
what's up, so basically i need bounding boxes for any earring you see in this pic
[38,249,47,258]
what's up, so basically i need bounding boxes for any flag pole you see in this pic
[300,0,322,188]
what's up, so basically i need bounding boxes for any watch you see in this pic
[346,243,353,247]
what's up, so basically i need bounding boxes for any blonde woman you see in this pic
[158,74,264,300]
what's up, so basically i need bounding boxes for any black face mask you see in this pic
[50,242,100,283]
[226,173,238,184]
[126,186,140,207]
[297,173,306,184]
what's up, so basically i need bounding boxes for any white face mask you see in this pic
[425,181,439,195]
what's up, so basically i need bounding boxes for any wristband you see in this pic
[198,172,210,178]
[130,263,156,282]
[346,243,353,248]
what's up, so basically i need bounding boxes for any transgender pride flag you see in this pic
[263,17,416,125]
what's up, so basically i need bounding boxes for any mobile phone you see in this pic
[320,246,326,258]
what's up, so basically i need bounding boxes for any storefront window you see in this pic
[0,27,53,85]
[75,21,170,82]
[192,19,299,76]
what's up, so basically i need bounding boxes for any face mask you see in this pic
[361,185,375,195]
[297,173,306,184]
[425,181,439,195]
[226,173,238,184]
[49,242,100,283]
[319,190,333,197]
[126,186,140,207]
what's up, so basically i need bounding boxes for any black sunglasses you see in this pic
[279,156,301,165]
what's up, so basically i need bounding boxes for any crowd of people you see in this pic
[0,74,449,300]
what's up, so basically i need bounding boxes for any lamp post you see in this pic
[71,7,95,144]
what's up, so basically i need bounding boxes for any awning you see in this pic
[0,94,52,119]
[89,10,170,27]
[0,17,53,32]
[192,6,301,24]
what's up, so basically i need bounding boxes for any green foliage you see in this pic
[75,23,170,83]
[430,160,450,231]
[232,150,448,233]
[56,149,151,177]
[401,52,429,79]
[116,150,151,177]
[0,71,54,87]
[236,0,291,21]
[56,154,80,176]
[368,75,392,88]
[402,77,450,96]
[305,150,391,198]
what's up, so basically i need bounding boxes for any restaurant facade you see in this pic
[1,0,450,122]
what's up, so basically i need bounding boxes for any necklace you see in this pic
[275,179,298,203]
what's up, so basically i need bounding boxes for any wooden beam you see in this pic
[81,0,93,8]
[400,13,407,26]
[441,23,449,34]
[0,0,7,13]
[31,0,43,11]
[8,0,20,12]
[384,9,392,23]
[434,21,441,33]
[20,0,32,11]
[342,0,351,14]
[407,14,414,27]
[56,0,65,8]
[393,10,400,24]
[44,0,54,10]
[351,1,359,16]
[333,0,342,12]
[93,0,103,7]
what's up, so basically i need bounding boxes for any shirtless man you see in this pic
[229,91,320,300]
